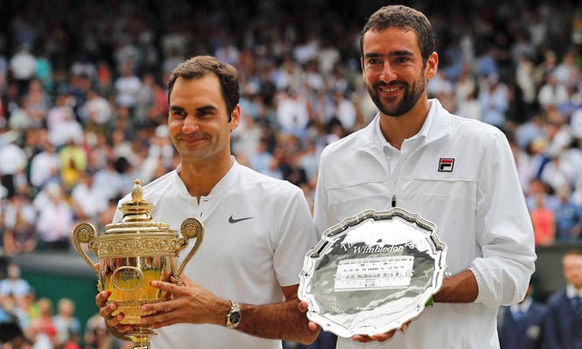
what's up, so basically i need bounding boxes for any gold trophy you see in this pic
[72,179,204,349]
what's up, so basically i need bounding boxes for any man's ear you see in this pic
[425,52,439,80]
[229,104,241,131]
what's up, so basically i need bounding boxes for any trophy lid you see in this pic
[104,179,170,233]
[120,179,154,223]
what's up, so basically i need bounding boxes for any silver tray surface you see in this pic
[299,208,447,337]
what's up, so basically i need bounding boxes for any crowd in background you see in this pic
[0,0,582,253]
[0,0,581,347]
[0,263,131,349]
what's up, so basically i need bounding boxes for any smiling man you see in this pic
[96,56,319,349]
[311,5,536,349]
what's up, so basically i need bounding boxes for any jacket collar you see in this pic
[357,99,451,158]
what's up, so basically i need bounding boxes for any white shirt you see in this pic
[9,50,36,79]
[114,160,317,349]
[566,284,582,299]
[114,75,142,108]
[29,151,60,188]
[314,99,536,349]
[276,94,309,134]
[71,182,109,220]
[0,143,27,175]
[83,96,112,125]
[35,197,74,243]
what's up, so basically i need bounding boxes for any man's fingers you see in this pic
[95,290,111,307]
[150,280,186,294]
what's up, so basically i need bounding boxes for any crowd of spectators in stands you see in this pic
[0,0,580,348]
[0,0,580,256]
[0,263,134,349]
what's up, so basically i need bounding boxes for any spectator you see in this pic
[0,302,26,348]
[35,49,53,94]
[0,264,32,303]
[530,193,556,247]
[276,88,310,139]
[70,170,108,222]
[92,157,125,202]
[537,74,569,112]
[9,44,36,97]
[58,139,88,191]
[22,79,49,128]
[249,138,282,179]
[52,298,81,347]
[28,298,57,348]
[478,73,509,128]
[331,90,357,132]
[2,192,37,255]
[0,130,27,199]
[28,141,60,191]
[553,49,578,88]
[33,184,74,251]
[80,88,113,129]
[544,250,582,348]
[113,62,142,115]
[47,93,82,148]
[83,313,126,349]
[498,282,547,349]
[554,185,582,242]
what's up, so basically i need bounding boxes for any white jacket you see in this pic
[314,99,536,349]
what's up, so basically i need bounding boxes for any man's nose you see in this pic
[380,62,397,81]
[182,115,199,133]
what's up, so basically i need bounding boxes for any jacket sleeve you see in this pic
[313,147,335,240]
[469,129,536,308]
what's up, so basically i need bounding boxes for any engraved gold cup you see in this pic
[72,179,204,349]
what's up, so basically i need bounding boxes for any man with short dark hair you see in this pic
[97,56,319,349]
[309,5,536,348]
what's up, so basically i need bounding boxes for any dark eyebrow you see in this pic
[196,105,218,115]
[170,105,186,113]
[169,105,218,114]
[363,50,414,59]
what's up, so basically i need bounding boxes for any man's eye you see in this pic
[172,111,187,119]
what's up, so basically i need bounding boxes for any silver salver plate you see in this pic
[299,208,447,337]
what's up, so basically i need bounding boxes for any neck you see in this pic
[179,156,234,200]
[379,99,430,150]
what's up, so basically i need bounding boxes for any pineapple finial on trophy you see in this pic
[132,178,144,202]
[120,178,153,223]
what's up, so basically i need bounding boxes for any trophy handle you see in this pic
[176,218,204,276]
[72,222,99,275]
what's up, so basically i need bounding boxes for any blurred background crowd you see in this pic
[0,0,582,348]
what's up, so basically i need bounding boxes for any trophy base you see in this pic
[109,300,160,348]
[127,326,156,349]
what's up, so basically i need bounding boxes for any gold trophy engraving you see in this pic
[73,179,204,349]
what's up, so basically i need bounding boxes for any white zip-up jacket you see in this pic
[314,99,536,349]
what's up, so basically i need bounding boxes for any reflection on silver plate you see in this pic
[299,208,447,337]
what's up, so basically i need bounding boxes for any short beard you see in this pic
[368,77,426,117]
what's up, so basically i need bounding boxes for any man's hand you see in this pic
[138,275,227,328]
[95,290,133,339]
[298,300,320,332]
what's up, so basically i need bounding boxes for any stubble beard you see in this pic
[367,76,426,117]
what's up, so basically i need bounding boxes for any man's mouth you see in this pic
[378,84,404,94]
